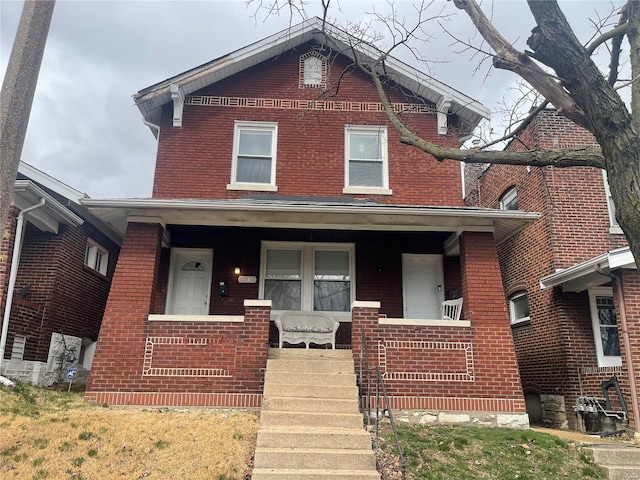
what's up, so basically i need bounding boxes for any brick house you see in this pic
[83,18,536,425]
[465,109,639,435]
[0,162,121,386]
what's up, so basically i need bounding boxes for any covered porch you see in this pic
[84,197,536,414]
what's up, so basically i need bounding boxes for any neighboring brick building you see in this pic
[83,18,538,426]
[465,109,639,435]
[0,162,120,386]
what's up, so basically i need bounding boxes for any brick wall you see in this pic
[465,109,634,430]
[351,232,526,415]
[85,223,271,407]
[152,43,464,206]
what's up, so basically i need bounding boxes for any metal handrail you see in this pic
[360,327,406,480]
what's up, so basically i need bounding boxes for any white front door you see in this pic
[402,254,444,319]
[167,249,213,315]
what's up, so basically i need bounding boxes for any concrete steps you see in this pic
[586,445,640,480]
[252,348,380,480]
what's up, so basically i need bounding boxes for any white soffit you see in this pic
[81,198,538,245]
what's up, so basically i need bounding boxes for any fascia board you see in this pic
[134,17,488,128]
[13,180,84,227]
[18,161,87,204]
[539,253,609,290]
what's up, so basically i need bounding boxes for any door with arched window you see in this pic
[166,249,213,315]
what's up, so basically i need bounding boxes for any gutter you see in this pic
[0,198,45,370]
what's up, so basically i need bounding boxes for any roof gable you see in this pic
[134,17,489,137]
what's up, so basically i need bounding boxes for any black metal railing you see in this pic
[360,327,406,480]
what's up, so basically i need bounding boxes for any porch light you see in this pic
[234,266,241,275]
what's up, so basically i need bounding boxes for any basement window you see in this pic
[11,335,26,361]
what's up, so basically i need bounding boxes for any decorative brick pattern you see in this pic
[142,336,235,377]
[379,339,474,382]
[84,391,263,408]
[185,95,435,114]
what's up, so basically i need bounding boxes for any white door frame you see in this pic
[165,248,214,315]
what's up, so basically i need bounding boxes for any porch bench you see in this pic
[274,312,340,349]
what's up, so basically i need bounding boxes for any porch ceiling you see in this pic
[81,197,539,246]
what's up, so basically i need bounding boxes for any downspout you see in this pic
[610,270,640,436]
[0,198,45,370]
[142,118,160,138]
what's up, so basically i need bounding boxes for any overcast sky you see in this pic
[0,0,626,199]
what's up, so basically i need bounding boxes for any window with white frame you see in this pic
[602,171,619,228]
[84,239,109,275]
[228,121,277,190]
[261,242,354,312]
[509,291,530,325]
[344,125,389,193]
[500,187,518,210]
[588,288,621,367]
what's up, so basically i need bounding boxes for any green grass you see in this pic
[379,424,606,480]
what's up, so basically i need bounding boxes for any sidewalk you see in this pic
[531,426,636,446]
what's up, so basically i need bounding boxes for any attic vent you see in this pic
[299,52,327,89]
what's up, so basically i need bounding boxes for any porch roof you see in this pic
[81,197,539,252]
[539,246,636,293]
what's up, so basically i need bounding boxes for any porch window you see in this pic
[343,126,391,194]
[588,288,621,367]
[261,243,354,312]
[84,239,109,275]
[228,121,277,191]
[264,249,302,310]
[509,291,530,325]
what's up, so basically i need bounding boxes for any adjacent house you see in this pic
[0,162,121,386]
[465,109,639,435]
[83,18,537,426]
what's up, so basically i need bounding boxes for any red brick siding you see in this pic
[465,110,634,429]
[1,210,116,363]
[152,44,463,206]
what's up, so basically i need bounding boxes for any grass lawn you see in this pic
[0,382,259,480]
[377,422,606,480]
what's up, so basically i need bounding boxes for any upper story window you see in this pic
[299,52,327,88]
[500,187,518,210]
[602,171,620,230]
[343,125,392,195]
[228,121,278,192]
[588,288,621,367]
[509,291,530,325]
[85,239,109,275]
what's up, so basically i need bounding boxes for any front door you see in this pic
[167,249,213,315]
[402,254,444,319]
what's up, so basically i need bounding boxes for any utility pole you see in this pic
[0,0,55,368]
[0,0,56,231]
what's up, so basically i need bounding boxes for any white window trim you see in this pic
[259,241,355,314]
[509,291,530,325]
[85,239,109,275]
[602,171,621,232]
[588,287,622,367]
[343,125,390,194]
[500,187,518,210]
[227,121,278,192]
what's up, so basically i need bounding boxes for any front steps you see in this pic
[252,348,380,480]
[586,445,640,480]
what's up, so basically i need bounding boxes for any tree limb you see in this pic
[449,0,588,128]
